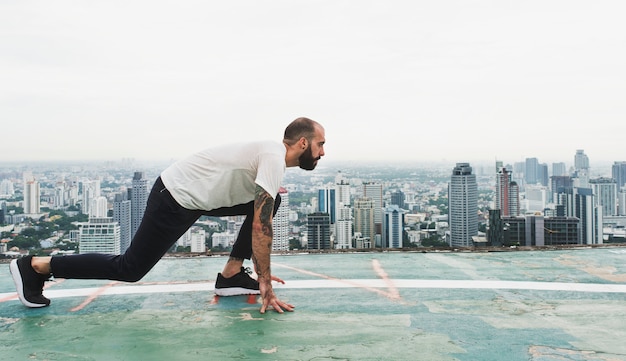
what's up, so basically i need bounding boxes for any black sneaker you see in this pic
[9,256,51,308]
[214,267,260,296]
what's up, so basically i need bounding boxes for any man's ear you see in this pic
[300,137,307,149]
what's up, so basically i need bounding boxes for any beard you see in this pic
[299,145,319,170]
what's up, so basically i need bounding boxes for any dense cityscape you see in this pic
[1,149,626,261]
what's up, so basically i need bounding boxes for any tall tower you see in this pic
[382,205,404,248]
[80,179,101,216]
[363,182,383,237]
[559,187,602,245]
[590,177,617,217]
[495,167,519,216]
[353,197,375,248]
[612,161,626,190]
[130,172,149,238]
[335,205,353,249]
[272,187,290,252]
[307,212,331,250]
[525,157,539,186]
[574,150,590,188]
[552,162,567,177]
[448,163,478,247]
[23,178,40,215]
[89,196,108,218]
[390,190,406,209]
[113,192,132,253]
[317,187,336,224]
[335,174,351,208]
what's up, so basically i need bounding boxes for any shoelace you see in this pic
[242,267,254,275]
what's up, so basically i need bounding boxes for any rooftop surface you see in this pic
[2,248,626,361]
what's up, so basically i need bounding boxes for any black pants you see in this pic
[50,177,281,282]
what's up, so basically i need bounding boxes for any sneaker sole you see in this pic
[214,287,261,296]
[9,260,49,308]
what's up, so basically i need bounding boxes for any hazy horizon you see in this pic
[2,1,625,164]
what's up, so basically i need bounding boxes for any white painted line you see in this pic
[1,279,625,302]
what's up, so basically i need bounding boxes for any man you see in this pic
[10,117,326,314]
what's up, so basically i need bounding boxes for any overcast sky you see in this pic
[1,1,625,167]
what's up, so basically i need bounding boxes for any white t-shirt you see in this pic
[160,141,286,210]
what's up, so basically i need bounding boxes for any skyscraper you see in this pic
[113,192,132,253]
[612,161,626,189]
[89,196,108,218]
[390,190,406,209]
[552,162,567,177]
[307,212,331,250]
[335,205,353,249]
[495,167,519,217]
[23,178,40,215]
[525,157,539,185]
[130,172,149,238]
[559,187,602,245]
[574,150,590,188]
[382,205,404,248]
[78,217,121,254]
[575,149,590,171]
[353,197,375,248]
[335,178,351,208]
[363,182,383,235]
[318,187,336,224]
[80,179,100,216]
[590,177,617,217]
[448,163,478,247]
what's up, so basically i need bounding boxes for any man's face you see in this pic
[298,144,318,170]
[299,126,326,171]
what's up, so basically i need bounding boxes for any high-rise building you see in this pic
[353,197,375,248]
[495,167,519,216]
[552,162,567,177]
[363,182,383,234]
[550,175,573,203]
[335,205,353,249]
[575,149,590,171]
[525,157,539,185]
[590,177,618,217]
[0,179,14,197]
[131,172,149,238]
[0,201,7,224]
[272,187,290,252]
[538,163,549,187]
[448,163,478,247]
[89,196,108,218]
[307,212,331,250]
[558,187,602,245]
[80,179,100,216]
[390,190,406,210]
[382,205,404,248]
[335,178,351,208]
[78,217,121,254]
[318,187,336,224]
[574,150,590,188]
[113,192,132,253]
[612,161,626,190]
[23,178,40,215]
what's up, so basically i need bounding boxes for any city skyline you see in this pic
[2,1,625,163]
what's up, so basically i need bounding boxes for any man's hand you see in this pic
[258,277,294,314]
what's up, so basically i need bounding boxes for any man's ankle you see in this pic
[31,257,52,276]
[221,257,244,278]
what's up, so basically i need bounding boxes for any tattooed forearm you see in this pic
[254,186,275,238]
[252,185,275,278]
